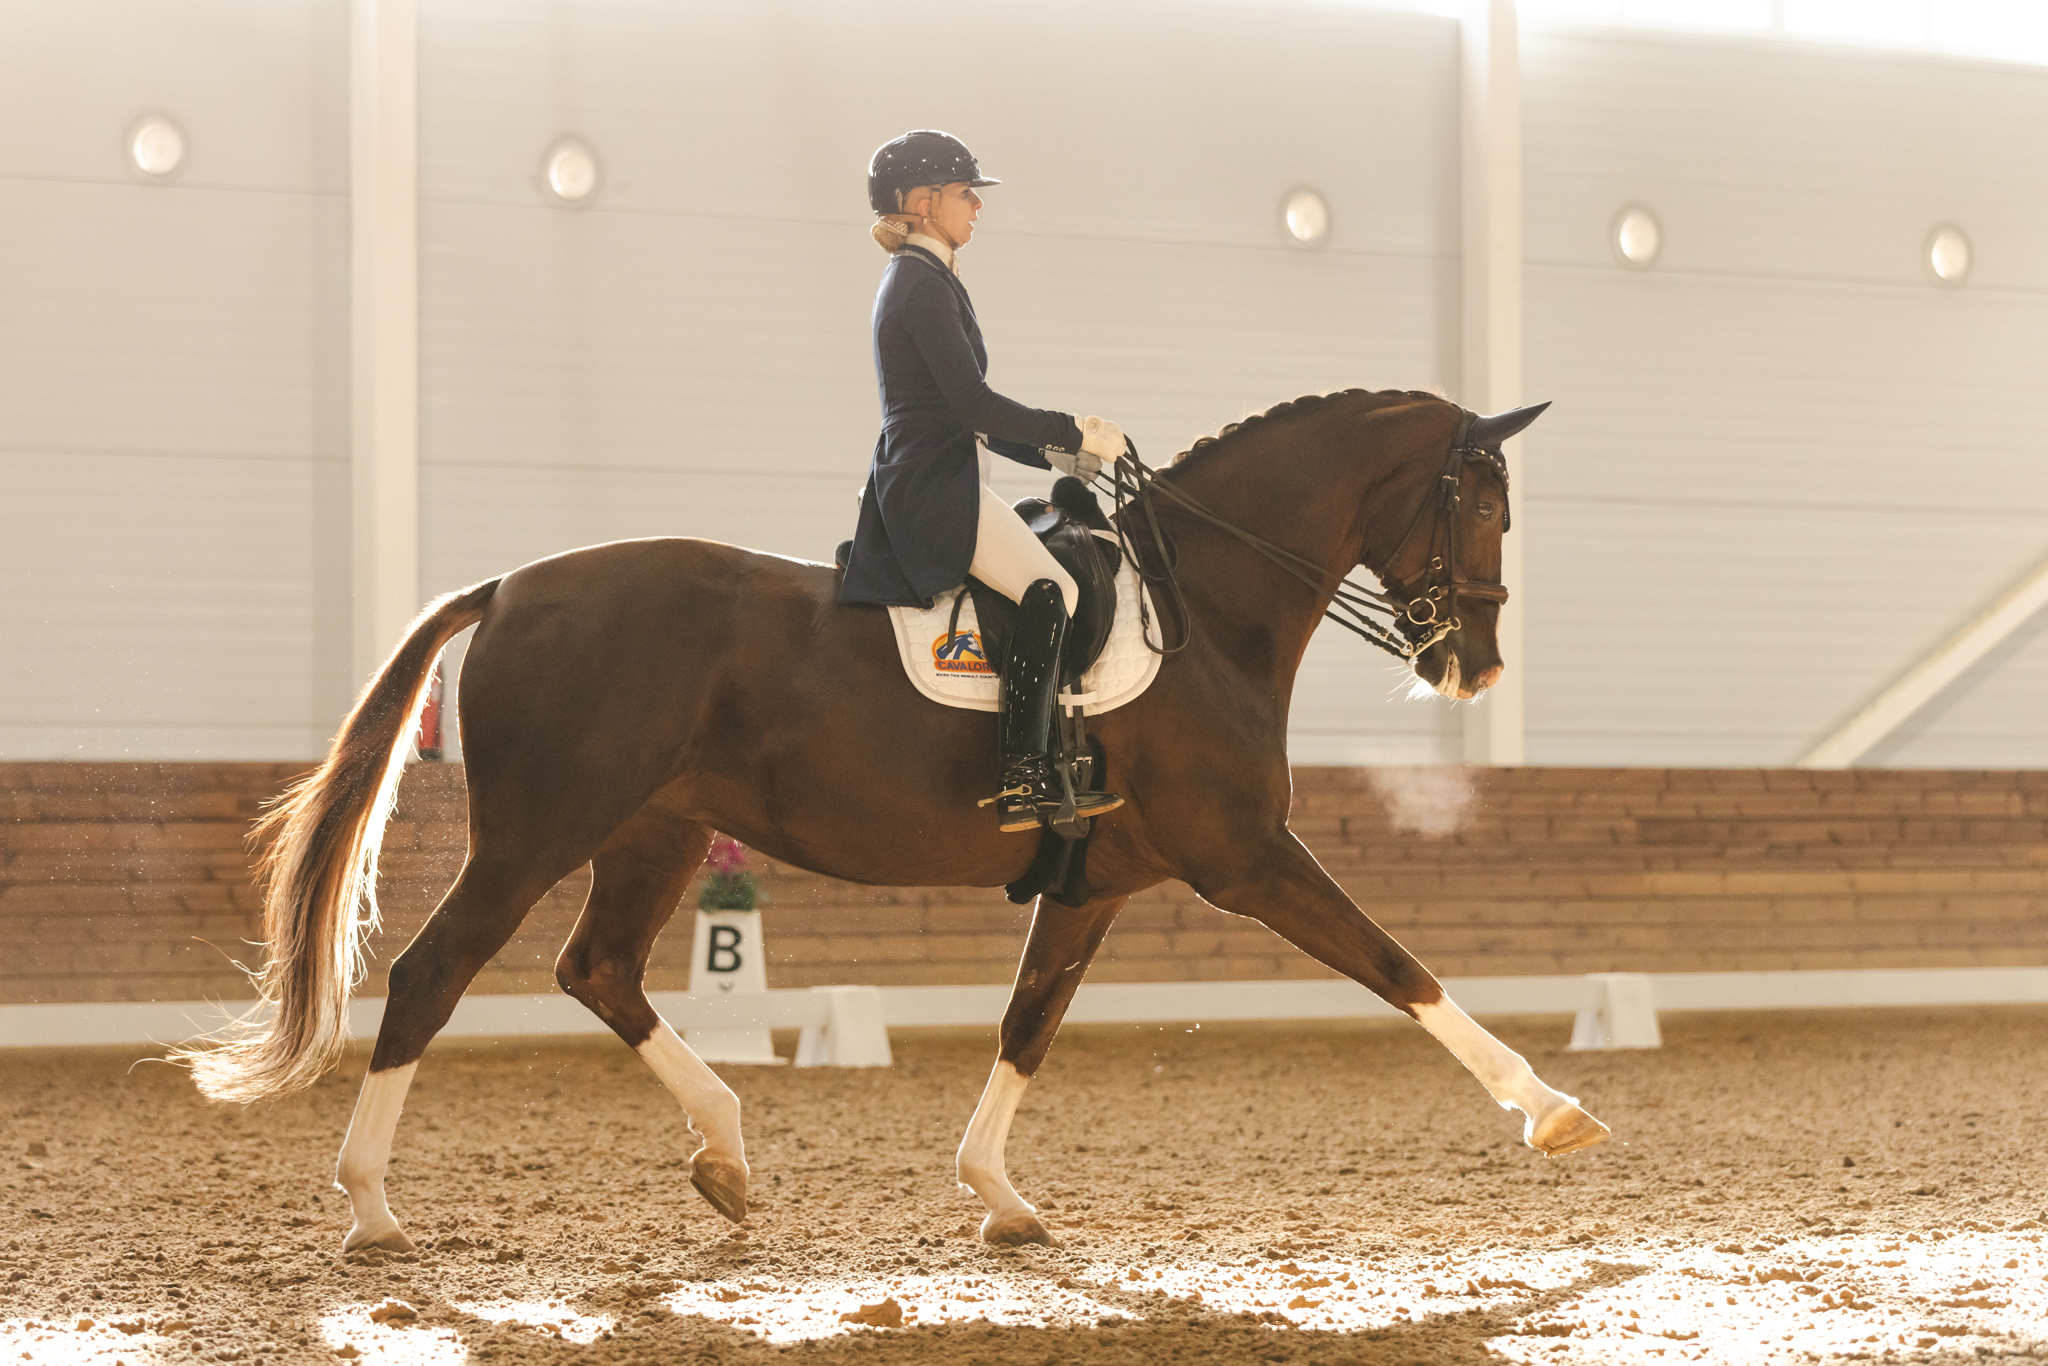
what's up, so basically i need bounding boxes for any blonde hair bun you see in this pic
[870,217,912,254]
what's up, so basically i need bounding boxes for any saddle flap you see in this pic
[966,479,1121,685]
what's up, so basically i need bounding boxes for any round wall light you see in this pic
[544,139,599,204]
[1281,187,1330,247]
[1613,205,1660,268]
[128,114,186,179]
[1927,225,1970,284]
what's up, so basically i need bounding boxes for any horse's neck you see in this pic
[1157,406,1438,691]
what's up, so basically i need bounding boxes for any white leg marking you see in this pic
[638,1021,746,1166]
[1414,998,1609,1153]
[335,1061,418,1252]
[957,1060,1034,1219]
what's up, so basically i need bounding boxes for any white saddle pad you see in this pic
[888,559,1163,714]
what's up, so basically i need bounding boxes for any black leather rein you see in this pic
[1093,408,1511,663]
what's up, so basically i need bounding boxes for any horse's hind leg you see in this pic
[337,849,573,1251]
[553,799,750,1223]
[959,893,1126,1247]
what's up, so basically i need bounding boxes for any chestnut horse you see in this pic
[180,387,1608,1253]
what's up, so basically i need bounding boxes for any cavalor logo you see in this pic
[933,630,994,676]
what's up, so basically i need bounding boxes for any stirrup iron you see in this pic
[989,758,1120,835]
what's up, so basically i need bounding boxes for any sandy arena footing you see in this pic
[4,1007,2046,1364]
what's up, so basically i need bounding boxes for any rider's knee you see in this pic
[1051,567,1079,618]
[1024,572,1079,619]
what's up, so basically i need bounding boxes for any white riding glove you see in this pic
[1077,415,1126,464]
[1047,447,1102,480]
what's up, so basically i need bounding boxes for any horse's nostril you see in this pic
[1473,665,1503,691]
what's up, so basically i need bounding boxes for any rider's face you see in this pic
[911,182,981,248]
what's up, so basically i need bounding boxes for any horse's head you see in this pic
[1386,403,1547,701]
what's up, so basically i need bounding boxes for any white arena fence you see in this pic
[4,967,2047,1065]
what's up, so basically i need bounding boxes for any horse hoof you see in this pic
[1529,1103,1611,1156]
[342,1223,416,1254]
[980,1210,1056,1247]
[691,1156,748,1224]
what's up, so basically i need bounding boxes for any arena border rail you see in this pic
[4,967,2046,1059]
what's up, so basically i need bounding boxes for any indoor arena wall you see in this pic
[1518,25,2048,767]
[6,761,2045,1007]
[4,2,2044,770]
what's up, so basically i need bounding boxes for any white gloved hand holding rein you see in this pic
[1047,448,1100,480]
[1077,415,1126,464]
[1048,416,1125,480]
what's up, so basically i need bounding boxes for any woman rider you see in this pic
[838,130,1127,834]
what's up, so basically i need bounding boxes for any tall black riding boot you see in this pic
[990,579,1125,834]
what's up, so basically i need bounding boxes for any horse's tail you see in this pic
[178,579,500,1103]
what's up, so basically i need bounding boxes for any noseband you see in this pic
[1099,407,1511,664]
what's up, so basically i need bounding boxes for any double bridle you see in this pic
[1095,408,1511,663]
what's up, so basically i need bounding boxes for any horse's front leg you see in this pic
[1198,834,1608,1155]
[959,893,1127,1247]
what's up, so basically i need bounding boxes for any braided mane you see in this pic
[1170,387,1444,466]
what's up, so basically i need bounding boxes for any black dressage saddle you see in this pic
[834,476,1122,683]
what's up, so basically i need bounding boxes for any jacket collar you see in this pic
[902,233,957,273]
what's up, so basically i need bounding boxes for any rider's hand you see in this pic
[1077,415,1126,464]
[1048,448,1103,480]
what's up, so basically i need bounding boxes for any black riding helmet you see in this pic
[867,130,998,214]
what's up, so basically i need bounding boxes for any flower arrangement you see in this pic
[697,835,761,911]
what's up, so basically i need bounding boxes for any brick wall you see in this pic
[3,762,2046,1007]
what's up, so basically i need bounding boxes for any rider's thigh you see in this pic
[968,485,1079,616]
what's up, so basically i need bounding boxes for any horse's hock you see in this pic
[4,761,2046,1010]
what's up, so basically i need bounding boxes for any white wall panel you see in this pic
[1524,501,2048,765]
[1523,26,2048,291]
[0,1,351,760]
[0,453,349,760]
[416,0,1459,252]
[1523,25,2048,767]
[0,181,348,462]
[1524,268,2048,512]
[0,0,348,193]
[420,465,847,591]
[1872,612,2048,768]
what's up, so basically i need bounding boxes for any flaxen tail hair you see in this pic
[176,579,499,1103]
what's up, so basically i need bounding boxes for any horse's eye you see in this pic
[1475,502,1499,522]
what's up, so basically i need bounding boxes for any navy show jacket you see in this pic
[837,244,1084,608]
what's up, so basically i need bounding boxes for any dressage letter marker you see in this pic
[685,909,784,1065]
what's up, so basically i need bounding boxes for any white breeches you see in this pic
[969,483,1079,617]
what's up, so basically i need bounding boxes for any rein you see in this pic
[1093,408,1511,663]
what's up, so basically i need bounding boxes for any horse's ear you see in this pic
[1469,401,1551,448]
